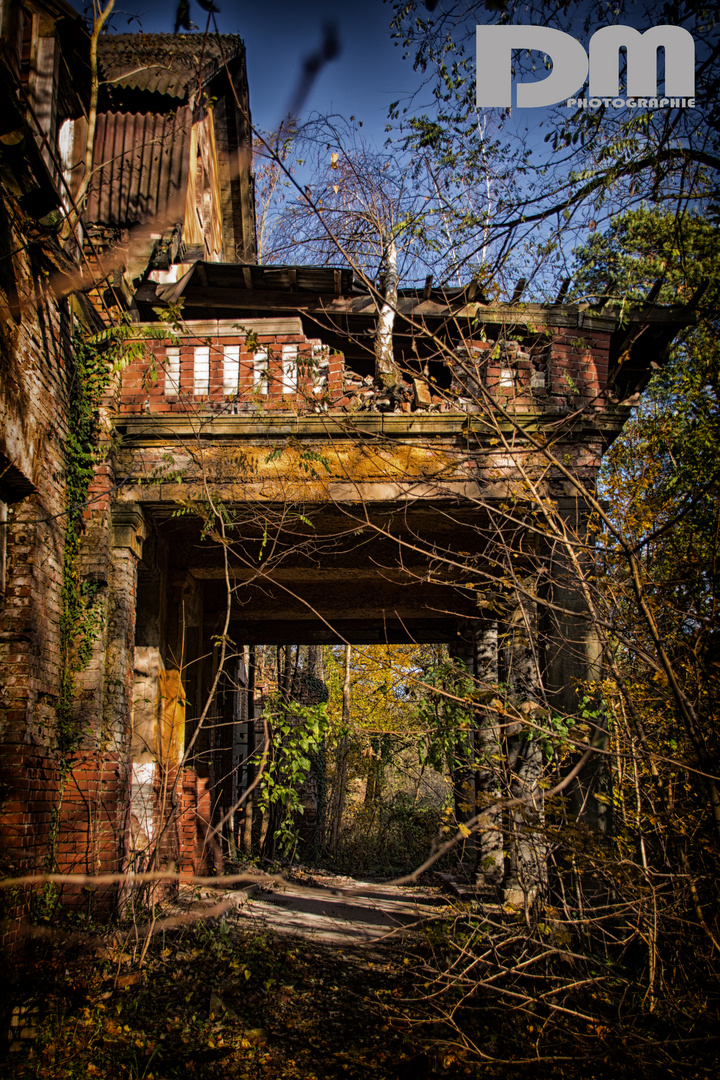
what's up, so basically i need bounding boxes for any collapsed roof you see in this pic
[134,260,697,400]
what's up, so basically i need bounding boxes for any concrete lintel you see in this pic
[453,303,617,332]
[111,506,147,557]
[114,410,624,444]
[325,480,482,501]
[114,480,484,504]
[133,317,304,339]
[112,479,599,508]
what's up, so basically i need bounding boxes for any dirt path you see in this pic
[234,871,450,947]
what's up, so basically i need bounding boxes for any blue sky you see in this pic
[69,1,707,291]
[73,3,707,143]
[92,0,423,144]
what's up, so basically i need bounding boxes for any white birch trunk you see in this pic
[374,232,402,387]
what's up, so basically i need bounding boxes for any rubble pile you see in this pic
[331,372,452,414]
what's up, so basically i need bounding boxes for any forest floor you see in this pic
[2,869,717,1079]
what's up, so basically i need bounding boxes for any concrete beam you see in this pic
[114,410,626,443]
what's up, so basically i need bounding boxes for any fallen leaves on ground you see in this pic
[3,879,718,1079]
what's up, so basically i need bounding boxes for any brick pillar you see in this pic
[178,769,212,879]
[327,352,343,398]
[56,507,147,906]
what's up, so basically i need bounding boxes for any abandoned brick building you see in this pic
[0,3,695,946]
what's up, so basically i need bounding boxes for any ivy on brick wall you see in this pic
[57,319,174,755]
[57,336,110,755]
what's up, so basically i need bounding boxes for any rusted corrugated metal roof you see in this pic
[87,33,246,229]
[85,106,192,227]
[98,33,245,102]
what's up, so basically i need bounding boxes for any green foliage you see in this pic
[575,210,720,744]
[259,696,329,855]
[575,211,720,556]
[333,792,446,878]
[412,656,474,773]
[88,310,180,374]
[324,643,434,738]
[570,208,720,988]
[315,645,455,875]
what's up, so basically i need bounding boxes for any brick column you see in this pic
[55,507,147,903]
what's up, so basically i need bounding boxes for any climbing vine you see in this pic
[29,315,177,917]
[57,335,111,754]
[57,319,174,754]
[35,334,112,915]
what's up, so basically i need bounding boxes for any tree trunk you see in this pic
[241,646,256,854]
[474,622,504,891]
[330,644,352,851]
[374,231,402,387]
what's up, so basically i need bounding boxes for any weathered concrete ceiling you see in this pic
[143,498,539,645]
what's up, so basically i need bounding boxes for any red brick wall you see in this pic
[177,769,212,881]
[56,752,128,871]
[0,748,128,948]
[55,751,129,909]
[453,329,612,412]
[118,329,343,416]
[0,255,78,946]
[0,209,130,950]
[0,753,214,947]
